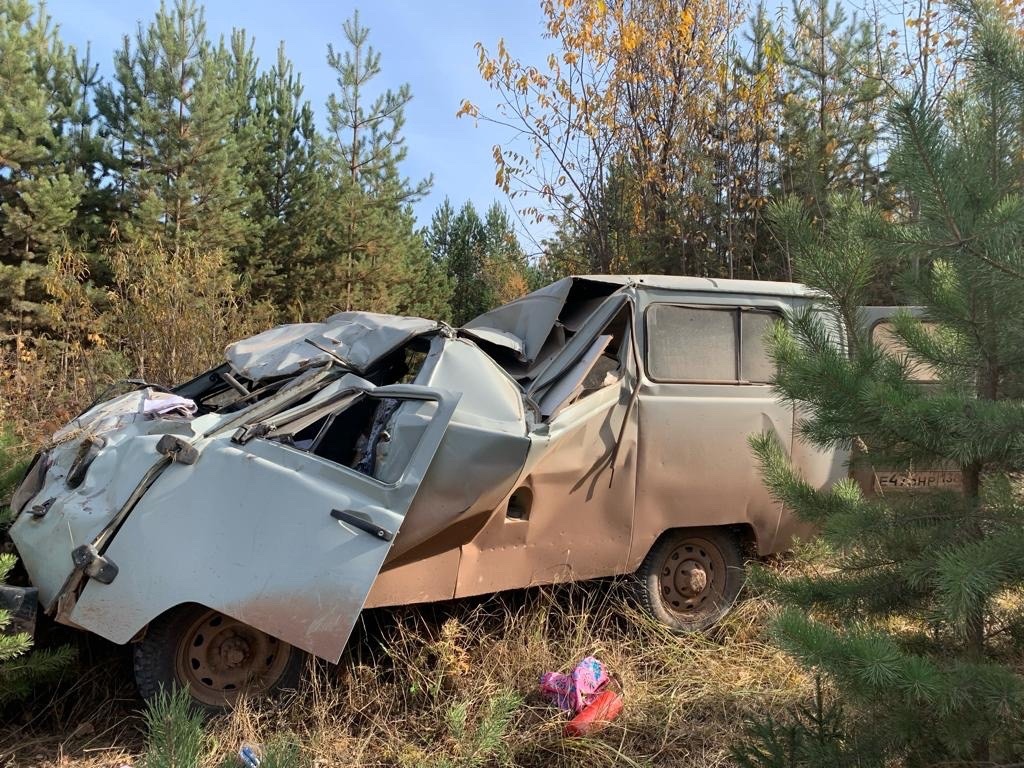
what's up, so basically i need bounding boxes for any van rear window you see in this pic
[646,304,779,383]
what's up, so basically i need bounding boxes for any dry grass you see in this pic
[0,576,812,768]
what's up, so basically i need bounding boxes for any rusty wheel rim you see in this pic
[658,537,727,618]
[175,609,291,707]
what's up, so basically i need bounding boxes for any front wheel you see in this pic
[133,604,306,711]
[636,528,745,633]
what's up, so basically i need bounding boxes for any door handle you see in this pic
[330,508,393,542]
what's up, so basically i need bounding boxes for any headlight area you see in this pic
[8,450,49,519]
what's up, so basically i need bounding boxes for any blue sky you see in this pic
[46,0,553,251]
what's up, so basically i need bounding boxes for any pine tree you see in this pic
[444,202,488,325]
[425,198,475,324]
[779,0,890,211]
[95,0,251,256]
[320,10,432,316]
[745,2,1024,761]
[393,207,450,320]
[236,42,325,313]
[481,202,530,307]
[424,197,455,260]
[64,44,115,265]
[424,200,528,325]
[0,0,84,339]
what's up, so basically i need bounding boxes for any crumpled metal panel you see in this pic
[69,379,460,662]
[455,360,640,598]
[462,277,573,363]
[379,338,530,565]
[456,326,525,357]
[9,393,222,609]
[527,294,628,401]
[453,290,640,598]
[226,312,438,381]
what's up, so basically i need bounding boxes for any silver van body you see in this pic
[6,275,848,690]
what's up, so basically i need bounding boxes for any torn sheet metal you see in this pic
[462,277,574,363]
[461,278,628,385]
[226,312,438,381]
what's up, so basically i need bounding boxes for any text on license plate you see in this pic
[875,470,962,489]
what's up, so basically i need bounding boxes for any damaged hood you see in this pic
[226,312,439,381]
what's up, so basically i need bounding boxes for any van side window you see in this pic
[646,304,780,384]
[739,311,777,383]
[647,306,735,381]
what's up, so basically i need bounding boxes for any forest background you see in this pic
[0,0,966,440]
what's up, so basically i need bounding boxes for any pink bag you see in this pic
[539,656,610,714]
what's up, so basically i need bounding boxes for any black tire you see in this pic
[133,603,305,712]
[636,528,745,633]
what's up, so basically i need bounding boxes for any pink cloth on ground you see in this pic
[539,656,609,714]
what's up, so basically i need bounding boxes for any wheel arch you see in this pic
[128,599,206,643]
[631,522,758,574]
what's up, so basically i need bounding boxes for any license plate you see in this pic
[875,470,962,490]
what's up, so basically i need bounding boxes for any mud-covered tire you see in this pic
[636,528,745,633]
[133,603,305,712]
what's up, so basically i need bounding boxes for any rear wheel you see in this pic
[637,528,745,633]
[134,604,305,711]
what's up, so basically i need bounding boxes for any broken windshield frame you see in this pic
[240,375,453,489]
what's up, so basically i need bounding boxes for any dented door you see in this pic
[455,297,639,595]
[630,295,797,560]
[68,378,459,662]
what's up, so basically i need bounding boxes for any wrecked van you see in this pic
[4,275,851,708]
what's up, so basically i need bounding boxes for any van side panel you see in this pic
[782,412,847,545]
[454,363,640,596]
[629,386,793,559]
[628,290,799,560]
[364,547,462,608]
